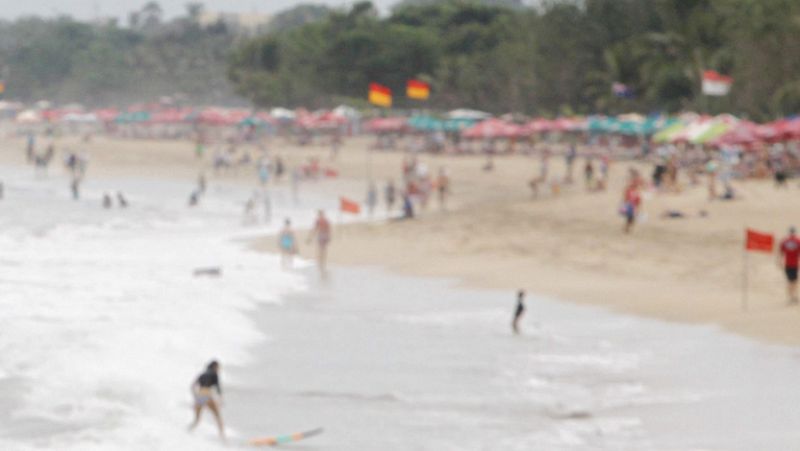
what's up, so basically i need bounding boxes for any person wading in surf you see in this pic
[512,290,526,334]
[188,360,225,441]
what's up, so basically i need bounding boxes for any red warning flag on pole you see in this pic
[745,228,774,253]
[339,197,361,215]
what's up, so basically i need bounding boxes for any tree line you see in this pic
[229,0,800,120]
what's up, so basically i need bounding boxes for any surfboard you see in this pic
[248,427,324,447]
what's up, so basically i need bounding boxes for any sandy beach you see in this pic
[2,133,796,345]
[244,137,800,346]
[3,132,800,450]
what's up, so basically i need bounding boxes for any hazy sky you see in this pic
[0,1,399,21]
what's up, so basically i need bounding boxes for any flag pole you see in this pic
[742,246,749,312]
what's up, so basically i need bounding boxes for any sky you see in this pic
[0,0,399,21]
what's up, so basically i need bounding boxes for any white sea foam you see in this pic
[0,167,321,450]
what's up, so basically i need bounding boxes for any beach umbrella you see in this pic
[527,118,556,133]
[364,117,409,133]
[15,109,42,124]
[271,108,296,121]
[442,117,476,132]
[408,115,444,132]
[150,109,190,124]
[61,112,99,123]
[653,122,686,143]
[115,110,152,124]
[691,116,736,144]
[93,109,119,122]
[447,109,492,120]
[461,118,524,139]
[708,121,758,147]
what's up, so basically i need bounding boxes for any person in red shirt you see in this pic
[779,227,800,305]
[621,168,643,234]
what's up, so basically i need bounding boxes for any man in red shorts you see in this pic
[779,227,800,305]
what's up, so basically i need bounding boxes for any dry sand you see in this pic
[3,133,798,345]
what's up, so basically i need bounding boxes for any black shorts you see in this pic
[786,267,798,282]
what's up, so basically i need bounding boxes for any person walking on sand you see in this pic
[437,167,450,211]
[188,360,225,441]
[512,290,526,334]
[779,227,800,305]
[279,219,298,268]
[307,210,332,274]
[366,182,378,218]
[622,168,642,234]
[385,179,397,214]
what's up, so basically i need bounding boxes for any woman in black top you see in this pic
[188,360,225,441]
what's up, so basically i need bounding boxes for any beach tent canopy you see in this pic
[115,111,152,124]
[270,108,296,121]
[587,115,672,136]
[408,115,442,131]
[762,118,800,142]
[15,109,42,124]
[462,118,525,139]
[61,112,99,123]
[296,110,347,130]
[93,109,120,122]
[365,117,409,133]
[708,121,759,147]
[149,108,192,124]
[332,105,360,120]
[447,109,492,120]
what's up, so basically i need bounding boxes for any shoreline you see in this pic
[228,264,800,450]
[3,134,798,346]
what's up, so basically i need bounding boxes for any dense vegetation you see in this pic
[229,0,800,120]
[0,2,245,105]
[0,0,797,120]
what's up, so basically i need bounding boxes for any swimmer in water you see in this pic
[512,290,525,334]
[188,360,225,441]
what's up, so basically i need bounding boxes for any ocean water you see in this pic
[0,165,332,450]
[231,269,800,451]
[3,164,800,451]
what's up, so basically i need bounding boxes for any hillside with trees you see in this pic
[229,0,800,120]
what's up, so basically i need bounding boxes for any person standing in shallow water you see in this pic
[512,290,525,334]
[307,210,332,275]
[278,218,298,268]
[189,360,225,441]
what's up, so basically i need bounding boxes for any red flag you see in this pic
[340,197,361,215]
[745,229,774,253]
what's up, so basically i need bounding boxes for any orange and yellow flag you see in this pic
[406,80,430,100]
[368,83,392,108]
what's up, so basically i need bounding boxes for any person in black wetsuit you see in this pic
[512,290,525,334]
[188,360,225,440]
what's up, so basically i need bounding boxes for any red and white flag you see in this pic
[702,70,733,96]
